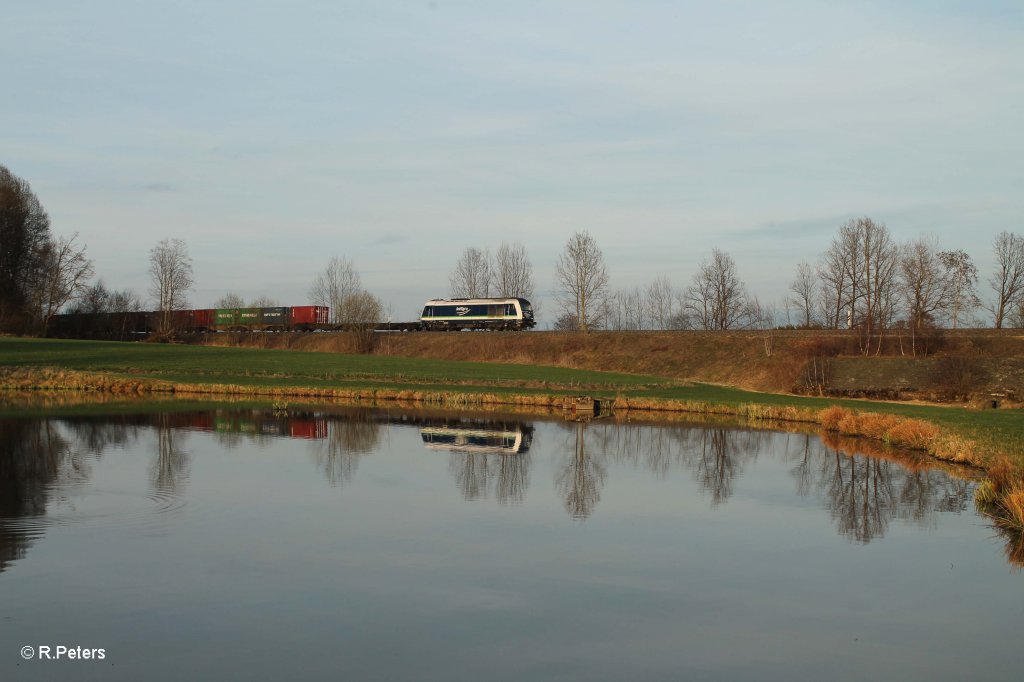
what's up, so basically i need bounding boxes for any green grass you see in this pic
[629,382,1024,457]
[3,337,1022,458]
[0,337,670,390]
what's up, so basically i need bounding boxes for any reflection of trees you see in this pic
[824,453,894,543]
[689,429,744,506]
[779,433,973,544]
[448,450,531,505]
[313,416,382,487]
[63,418,144,455]
[588,422,763,506]
[555,423,605,519]
[0,420,72,572]
[152,414,190,497]
[577,421,973,542]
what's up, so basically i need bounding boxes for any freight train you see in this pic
[49,305,331,338]
[49,297,536,338]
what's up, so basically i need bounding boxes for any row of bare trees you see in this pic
[448,242,536,301]
[796,219,1024,352]
[1,165,94,333]
[552,233,766,333]
[544,222,1024,336]
[1,164,201,336]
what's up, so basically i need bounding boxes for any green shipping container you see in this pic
[215,309,238,326]
[237,308,261,325]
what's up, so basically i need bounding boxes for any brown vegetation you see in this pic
[197,329,1024,403]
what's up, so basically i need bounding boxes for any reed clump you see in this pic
[975,458,1024,534]
[816,405,940,453]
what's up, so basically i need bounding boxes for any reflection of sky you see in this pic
[2,2,1022,319]
[1,414,1020,680]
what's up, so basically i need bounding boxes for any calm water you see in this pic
[1,406,1021,681]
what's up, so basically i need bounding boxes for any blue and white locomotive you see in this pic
[420,297,536,331]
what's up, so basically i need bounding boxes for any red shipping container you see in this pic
[193,309,215,329]
[190,413,215,432]
[290,306,329,328]
[290,419,327,440]
[170,310,192,330]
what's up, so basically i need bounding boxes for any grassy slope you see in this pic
[0,338,671,391]
[3,337,1022,460]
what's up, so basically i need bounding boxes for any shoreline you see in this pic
[0,366,986,467]
[4,363,1021,539]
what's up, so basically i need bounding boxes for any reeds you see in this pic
[816,405,940,453]
[975,458,1024,533]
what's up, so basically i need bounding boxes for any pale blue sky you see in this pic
[3,1,1022,321]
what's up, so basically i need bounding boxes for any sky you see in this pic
[2,1,1022,323]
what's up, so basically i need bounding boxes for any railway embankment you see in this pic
[201,328,1024,406]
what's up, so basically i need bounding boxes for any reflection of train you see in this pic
[420,298,536,331]
[187,411,328,440]
[420,419,533,454]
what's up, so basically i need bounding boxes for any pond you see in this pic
[1,405,1021,681]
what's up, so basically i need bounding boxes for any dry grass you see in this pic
[815,405,942,454]
[975,459,1024,532]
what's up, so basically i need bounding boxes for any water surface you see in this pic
[1,407,1020,681]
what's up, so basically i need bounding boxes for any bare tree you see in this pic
[818,224,861,329]
[1010,299,1024,329]
[493,242,534,299]
[148,238,193,333]
[338,289,383,325]
[899,235,951,332]
[789,261,817,328]
[28,233,94,333]
[552,313,579,331]
[857,218,899,353]
[684,249,748,330]
[555,231,609,333]
[938,250,979,329]
[109,288,142,314]
[646,276,675,330]
[749,297,780,356]
[449,247,492,298]
[309,256,362,324]
[341,290,384,352]
[0,165,52,330]
[987,231,1024,329]
[248,295,279,308]
[609,287,644,330]
[818,218,898,350]
[669,290,694,329]
[74,279,111,315]
[214,293,245,309]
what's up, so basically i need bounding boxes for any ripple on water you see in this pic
[2,486,189,536]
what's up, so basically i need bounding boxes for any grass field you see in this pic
[3,337,1023,460]
[0,337,671,391]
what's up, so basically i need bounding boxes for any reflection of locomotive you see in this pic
[420,419,533,454]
